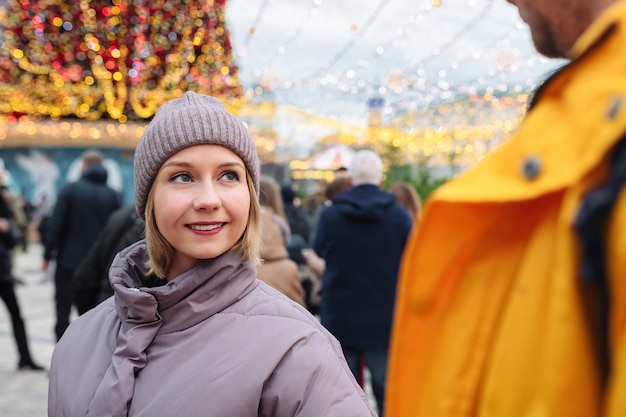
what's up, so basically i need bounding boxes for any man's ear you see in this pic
[346,177,353,187]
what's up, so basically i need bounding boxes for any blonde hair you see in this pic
[388,182,422,220]
[144,173,261,279]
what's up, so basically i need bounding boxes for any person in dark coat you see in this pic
[312,150,413,416]
[280,184,311,244]
[73,204,144,314]
[42,150,121,341]
[0,188,44,371]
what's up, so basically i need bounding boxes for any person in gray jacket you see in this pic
[48,92,377,417]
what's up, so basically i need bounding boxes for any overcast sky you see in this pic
[225,0,565,122]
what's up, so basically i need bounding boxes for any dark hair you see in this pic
[325,177,349,201]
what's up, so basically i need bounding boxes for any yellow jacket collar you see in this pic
[433,1,626,203]
[569,0,626,59]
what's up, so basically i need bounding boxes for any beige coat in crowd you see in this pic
[257,207,305,306]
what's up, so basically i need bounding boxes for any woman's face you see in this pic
[152,144,250,279]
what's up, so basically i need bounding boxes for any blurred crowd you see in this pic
[3,0,626,415]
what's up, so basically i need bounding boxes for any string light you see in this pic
[0,0,562,170]
[403,1,493,72]
[300,0,391,82]
[236,0,270,57]
[256,0,324,70]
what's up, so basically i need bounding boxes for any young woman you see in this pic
[47,92,376,417]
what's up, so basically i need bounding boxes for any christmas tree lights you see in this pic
[0,0,243,122]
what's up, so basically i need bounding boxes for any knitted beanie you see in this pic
[133,91,260,219]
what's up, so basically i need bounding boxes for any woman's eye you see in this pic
[221,171,239,182]
[171,172,193,183]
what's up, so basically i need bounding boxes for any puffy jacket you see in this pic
[48,240,376,417]
[386,2,626,416]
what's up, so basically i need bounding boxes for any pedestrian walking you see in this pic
[42,150,121,341]
[281,183,311,244]
[313,150,413,416]
[0,188,44,371]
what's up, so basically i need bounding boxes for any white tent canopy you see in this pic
[308,144,355,170]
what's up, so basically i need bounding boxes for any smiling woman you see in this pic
[47,91,378,417]
[149,144,252,279]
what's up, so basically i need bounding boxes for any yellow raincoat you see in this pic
[386,1,626,416]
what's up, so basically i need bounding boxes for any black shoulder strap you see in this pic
[574,134,626,381]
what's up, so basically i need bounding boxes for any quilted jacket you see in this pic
[48,240,376,417]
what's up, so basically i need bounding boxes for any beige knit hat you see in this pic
[133,91,259,219]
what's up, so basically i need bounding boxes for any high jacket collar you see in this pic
[87,241,258,417]
[109,240,258,334]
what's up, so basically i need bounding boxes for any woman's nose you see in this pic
[193,181,221,211]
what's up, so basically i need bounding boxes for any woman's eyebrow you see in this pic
[160,160,245,169]
[161,160,192,169]
[217,161,245,169]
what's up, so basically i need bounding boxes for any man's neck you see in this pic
[593,0,619,18]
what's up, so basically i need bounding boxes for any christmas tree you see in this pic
[0,0,243,122]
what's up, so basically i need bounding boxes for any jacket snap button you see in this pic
[607,96,622,120]
[522,156,541,180]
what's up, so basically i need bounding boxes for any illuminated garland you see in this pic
[0,0,534,172]
[300,0,392,83]
[0,0,243,121]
